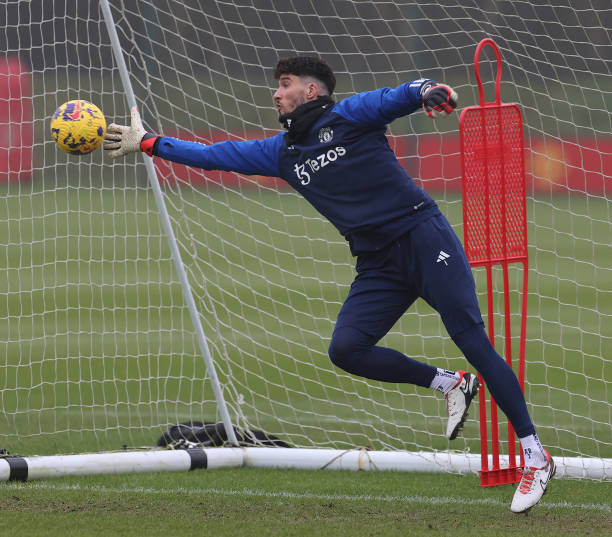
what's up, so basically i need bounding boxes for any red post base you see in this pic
[479,466,523,487]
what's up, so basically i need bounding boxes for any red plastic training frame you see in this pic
[459,39,529,487]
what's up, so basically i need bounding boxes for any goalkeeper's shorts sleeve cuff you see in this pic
[140,133,160,157]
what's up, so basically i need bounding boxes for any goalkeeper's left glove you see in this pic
[104,105,157,158]
[421,82,458,118]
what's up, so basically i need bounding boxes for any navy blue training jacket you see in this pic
[153,79,442,255]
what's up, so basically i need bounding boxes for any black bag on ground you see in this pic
[157,421,291,449]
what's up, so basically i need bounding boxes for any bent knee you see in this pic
[328,326,369,369]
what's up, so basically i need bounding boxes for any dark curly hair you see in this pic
[274,56,336,95]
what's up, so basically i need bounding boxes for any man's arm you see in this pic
[103,106,283,178]
[152,135,284,177]
[332,79,458,126]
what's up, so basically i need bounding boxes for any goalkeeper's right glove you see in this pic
[103,105,159,158]
[421,82,458,119]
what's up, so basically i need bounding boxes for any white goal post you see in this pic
[0,1,609,480]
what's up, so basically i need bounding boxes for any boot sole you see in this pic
[448,376,480,441]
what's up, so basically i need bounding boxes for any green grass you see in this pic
[0,184,610,534]
[0,185,612,457]
[0,186,609,458]
[0,469,610,537]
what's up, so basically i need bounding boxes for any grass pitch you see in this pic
[0,469,610,537]
[0,184,610,534]
[0,186,609,458]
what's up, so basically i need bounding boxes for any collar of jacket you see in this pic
[279,96,335,146]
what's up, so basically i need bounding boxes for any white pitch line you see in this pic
[7,482,611,512]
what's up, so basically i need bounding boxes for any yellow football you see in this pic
[50,100,106,155]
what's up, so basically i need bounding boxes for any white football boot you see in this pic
[445,371,480,440]
[510,451,556,513]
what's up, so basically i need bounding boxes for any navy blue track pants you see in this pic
[328,213,535,438]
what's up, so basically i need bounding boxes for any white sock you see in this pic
[430,368,460,395]
[519,433,547,468]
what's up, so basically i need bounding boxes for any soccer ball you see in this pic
[50,100,106,155]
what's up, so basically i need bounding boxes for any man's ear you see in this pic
[306,81,319,100]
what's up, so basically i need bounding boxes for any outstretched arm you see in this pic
[150,135,283,177]
[103,106,283,178]
[333,79,458,126]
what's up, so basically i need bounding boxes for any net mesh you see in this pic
[0,1,609,472]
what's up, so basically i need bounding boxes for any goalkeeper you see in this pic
[104,56,554,513]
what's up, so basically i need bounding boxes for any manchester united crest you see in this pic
[318,127,333,144]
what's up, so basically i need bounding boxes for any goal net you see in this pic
[0,1,609,477]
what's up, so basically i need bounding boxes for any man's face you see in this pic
[273,74,311,116]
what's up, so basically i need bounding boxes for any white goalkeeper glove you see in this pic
[103,105,148,158]
[421,82,458,119]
